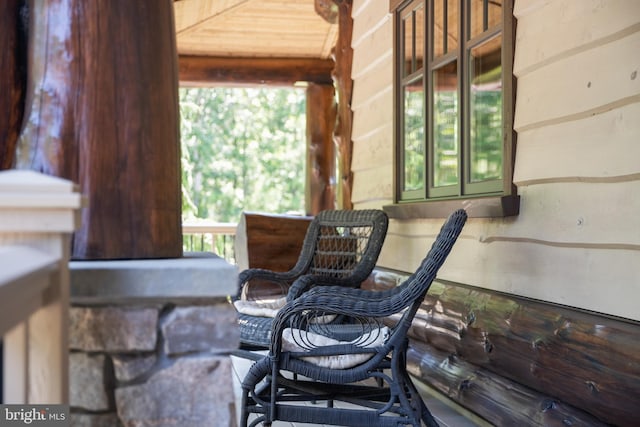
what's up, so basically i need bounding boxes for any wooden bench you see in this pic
[364,269,640,426]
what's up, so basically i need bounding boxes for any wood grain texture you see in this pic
[351,122,393,172]
[350,164,393,204]
[306,83,337,215]
[16,0,182,259]
[366,273,640,426]
[514,103,640,184]
[175,0,338,59]
[514,31,640,131]
[179,55,334,85]
[350,53,392,109]
[235,212,312,272]
[0,0,26,170]
[351,89,393,139]
[514,0,640,76]
[332,0,354,209]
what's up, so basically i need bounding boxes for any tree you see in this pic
[180,87,306,223]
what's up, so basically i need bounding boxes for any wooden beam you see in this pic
[179,55,335,86]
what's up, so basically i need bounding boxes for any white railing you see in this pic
[182,221,237,263]
[0,170,81,404]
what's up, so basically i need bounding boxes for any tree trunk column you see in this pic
[332,0,354,210]
[16,0,182,260]
[306,83,336,215]
[0,0,26,170]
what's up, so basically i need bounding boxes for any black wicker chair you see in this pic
[240,209,467,427]
[234,209,389,349]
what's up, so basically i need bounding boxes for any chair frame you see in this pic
[235,209,389,349]
[240,209,468,427]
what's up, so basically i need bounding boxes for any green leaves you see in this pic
[180,88,306,222]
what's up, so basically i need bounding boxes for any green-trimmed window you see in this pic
[389,0,518,218]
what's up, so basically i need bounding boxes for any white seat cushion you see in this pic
[233,296,287,317]
[282,326,389,369]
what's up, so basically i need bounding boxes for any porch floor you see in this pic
[231,354,486,427]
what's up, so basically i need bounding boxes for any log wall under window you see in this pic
[364,270,640,426]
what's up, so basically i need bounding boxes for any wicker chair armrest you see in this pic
[270,291,404,354]
[288,278,396,302]
[286,274,363,301]
[237,268,299,300]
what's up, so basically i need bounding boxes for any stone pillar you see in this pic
[68,254,239,426]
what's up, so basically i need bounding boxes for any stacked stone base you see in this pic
[68,255,238,427]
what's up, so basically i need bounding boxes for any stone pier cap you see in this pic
[70,252,238,305]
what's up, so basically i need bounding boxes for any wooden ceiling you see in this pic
[174,0,339,60]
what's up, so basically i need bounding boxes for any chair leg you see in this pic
[240,387,250,427]
[421,404,439,427]
[401,371,439,427]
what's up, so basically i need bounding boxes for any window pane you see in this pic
[488,0,503,29]
[433,62,459,188]
[402,14,414,77]
[403,78,425,192]
[469,0,485,38]
[433,0,444,58]
[469,35,502,183]
[403,6,424,75]
[447,0,459,52]
[435,0,459,58]
[470,0,502,39]
[415,6,424,71]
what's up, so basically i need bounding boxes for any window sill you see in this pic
[383,195,520,219]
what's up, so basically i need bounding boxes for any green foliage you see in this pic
[403,85,425,192]
[180,87,306,222]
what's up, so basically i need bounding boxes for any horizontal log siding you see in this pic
[407,280,640,426]
[363,274,640,426]
[509,0,640,321]
[350,0,394,208]
[350,0,640,321]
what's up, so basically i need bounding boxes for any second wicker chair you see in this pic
[234,209,389,349]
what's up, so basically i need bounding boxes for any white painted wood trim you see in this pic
[3,323,28,404]
[0,170,81,404]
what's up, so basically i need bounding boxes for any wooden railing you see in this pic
[0,170,81,404]
[1,246,61,403]
[182,221,237,263]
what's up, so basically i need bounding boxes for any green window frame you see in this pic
[386,0,519,218]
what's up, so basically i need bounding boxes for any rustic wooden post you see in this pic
[332,0,355,210]
[306,83,337,215]
[314,0,355,210]
[0,0,26,170]
[15,0,182,260]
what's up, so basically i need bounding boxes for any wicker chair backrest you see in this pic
[291,209,389,283]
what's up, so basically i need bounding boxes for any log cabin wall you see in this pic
[364,272,640,426]
[350,0,640,422]
[350,0,640,323]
